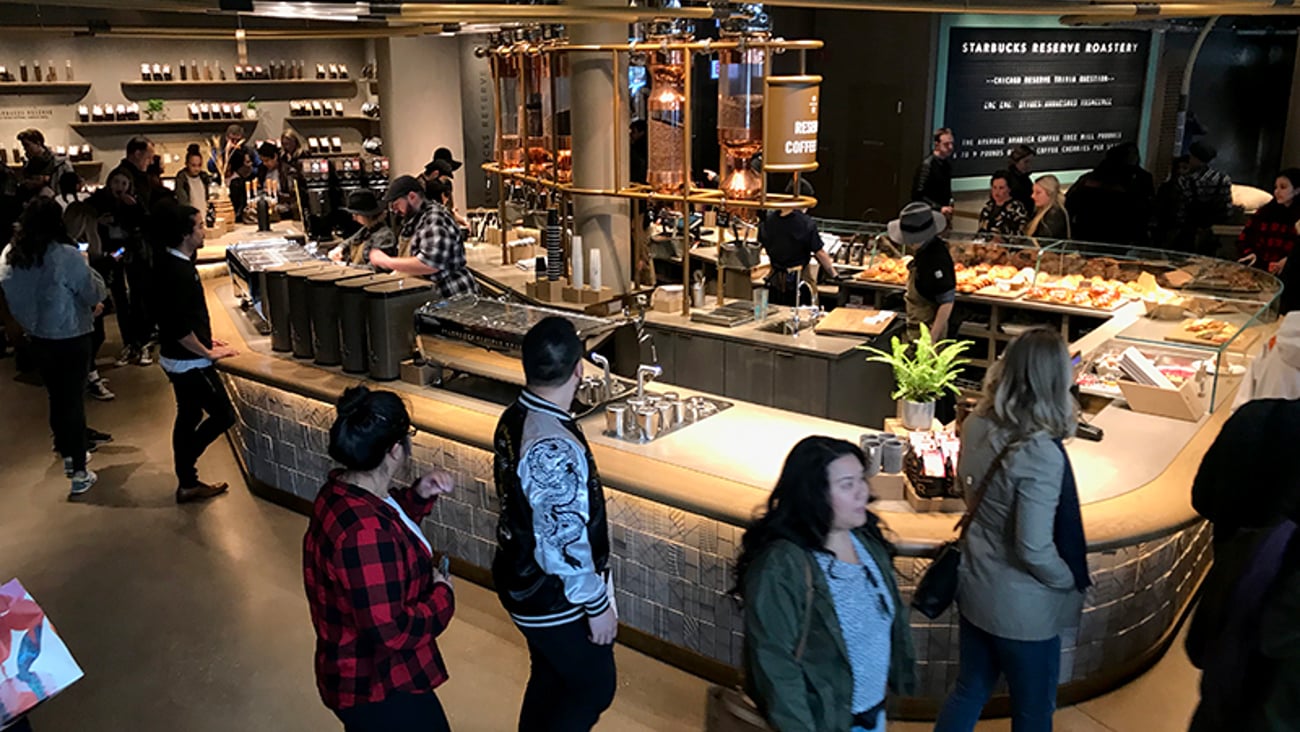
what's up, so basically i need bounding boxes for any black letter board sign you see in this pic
[943,27,1150,178]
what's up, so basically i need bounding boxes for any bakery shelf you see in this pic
[70,119,257,135]
[0,81,91,98]
[120,79,357,102]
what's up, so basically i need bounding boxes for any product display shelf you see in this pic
[285,115,380,128]
[0,81,91,97]
[70,119,257,135]
[6,160,101,171]
[120,79,357,102]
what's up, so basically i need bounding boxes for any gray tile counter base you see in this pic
[222,374,1212,716]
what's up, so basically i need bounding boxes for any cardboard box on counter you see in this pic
[1118,378,1205,422]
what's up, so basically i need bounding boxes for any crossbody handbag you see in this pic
[911,440,1019,620]
[705,554,815,732]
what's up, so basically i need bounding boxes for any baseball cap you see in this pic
[384,175,425,203]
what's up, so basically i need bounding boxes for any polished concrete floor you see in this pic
[0,327,1202,731]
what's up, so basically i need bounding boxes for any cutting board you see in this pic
[814,307,897,337]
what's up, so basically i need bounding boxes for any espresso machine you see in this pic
[300,157,334,241]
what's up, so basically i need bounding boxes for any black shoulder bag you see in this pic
[911,441,1018,620]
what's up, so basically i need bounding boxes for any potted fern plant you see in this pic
[858,323,971,431]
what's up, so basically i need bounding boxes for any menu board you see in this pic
[943,27,1150,178]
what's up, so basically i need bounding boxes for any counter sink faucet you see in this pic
[590,352,612,400]
[636,364,662,400]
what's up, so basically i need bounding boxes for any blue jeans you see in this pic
[933,616,1061,732]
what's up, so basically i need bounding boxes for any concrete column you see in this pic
[569,0,633,294]
[376,35,467,212]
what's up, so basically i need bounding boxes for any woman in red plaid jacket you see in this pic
[1239,169,1300,274]
[304,386,457,732]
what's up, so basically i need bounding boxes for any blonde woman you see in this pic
[934,328,1091,732]
[1026,175,1072,240]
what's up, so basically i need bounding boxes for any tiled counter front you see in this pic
[222,374,1211,710]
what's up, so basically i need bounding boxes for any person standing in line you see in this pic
[0,198,106,495]
[110,136,157,209]
[492,317,617,732]
[1237,168,1300,275]
[911,128,955,221]
[87,168,151,366]
[16,128,73,202]
[976,171,1030,240]
[1173,141,1234,254]
[174,145,213,213]
[734,436,916,731]
[369,176,478,300]
[1025,175,1071,240]
[934,328,1090,732]
[891,202,954,344]
[1001,144,1036,212]
[63,201,116,401]
[152,204,237,503]
[304,386,457,732]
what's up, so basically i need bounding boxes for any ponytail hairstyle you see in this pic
[328,386,412,471]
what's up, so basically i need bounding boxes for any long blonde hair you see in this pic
[1026,174,1069,238]
[975,327,1077,440]
[63,201,104,257]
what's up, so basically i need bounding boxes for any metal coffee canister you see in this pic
[635,406,660,441]
[605,404,627,438]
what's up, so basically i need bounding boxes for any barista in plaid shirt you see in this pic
[370,175,478,300]
[303,386,457,731]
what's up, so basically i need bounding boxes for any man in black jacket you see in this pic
[492,317,616,731]
[153,204,238,503]
[110,136,156,209]
[912,127,956,220]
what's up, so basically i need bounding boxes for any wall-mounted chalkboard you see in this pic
[943,27,1150,179]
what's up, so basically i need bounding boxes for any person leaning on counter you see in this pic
[368,175,478,301]
[892,201,955,344]
[757,178,839,307]
[329,189,396,267]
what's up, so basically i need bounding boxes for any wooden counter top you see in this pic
[205,274,1221,555]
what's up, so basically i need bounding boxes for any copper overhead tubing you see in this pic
[734,0,1300,17]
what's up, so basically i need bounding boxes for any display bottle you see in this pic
[218,62,226,81]
[493,36,525,172]
[191,60,199,80]
[716,41,766,201]
[33,62,41,82]
[646,28,690,194]
[65,60,73,81]
[47,60,56,82]
[521,29,554,178]
[179,59,188,81]
[19,61,27,82]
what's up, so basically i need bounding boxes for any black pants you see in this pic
[333,692,451,732]
[517,619,617,732]
[165,366,235,487]
[32,335,92,472]
[124,257,155,346]
[89,314,105,372]
[105,257,139,349]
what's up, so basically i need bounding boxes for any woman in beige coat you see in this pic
[934,328,1090,732]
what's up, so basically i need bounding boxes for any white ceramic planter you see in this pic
[898,399,936,431]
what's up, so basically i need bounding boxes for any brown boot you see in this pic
[176,481,229,504]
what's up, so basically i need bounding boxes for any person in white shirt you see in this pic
[1234,312,1300,410]
[173,145,212,213]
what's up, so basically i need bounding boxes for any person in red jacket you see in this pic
[303,386,456,731]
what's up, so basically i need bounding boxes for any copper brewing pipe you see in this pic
[737,0,1300,16]
[483,39,823,56]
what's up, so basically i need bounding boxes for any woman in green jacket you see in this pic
[734,436,917,732]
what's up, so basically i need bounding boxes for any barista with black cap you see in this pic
[369,175,478,300]
[328,189,396,267]
[757,178,838,306]
[892,201,955,344]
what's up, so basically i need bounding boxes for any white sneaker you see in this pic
[69,469,98,496]
[63,452,93,477]
[115,347,138,367]
[87,378,116,401]
[137,347,155,366]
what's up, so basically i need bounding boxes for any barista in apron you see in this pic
[757,179,838,307]
[891,202,955,343]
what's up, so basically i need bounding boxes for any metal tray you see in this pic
[416,295,624,354]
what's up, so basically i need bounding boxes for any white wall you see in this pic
[0,35,372,183]
[376,35,466,212]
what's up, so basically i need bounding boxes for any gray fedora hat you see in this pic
[888,201,948,246]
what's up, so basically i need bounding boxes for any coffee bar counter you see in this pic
[205,268,1226,716]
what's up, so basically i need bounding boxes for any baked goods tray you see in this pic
[416,294,624,355]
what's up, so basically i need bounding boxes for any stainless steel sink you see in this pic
[755,307,823,335]
[600,392,732,443]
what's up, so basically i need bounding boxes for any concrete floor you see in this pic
[0,326,1203,731]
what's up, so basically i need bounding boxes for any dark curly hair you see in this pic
[731,436,892,601]
[6,197,71,269]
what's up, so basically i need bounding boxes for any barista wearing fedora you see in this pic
[419,147,462,186]
[891,202,955,344]
[328,189,396,267]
